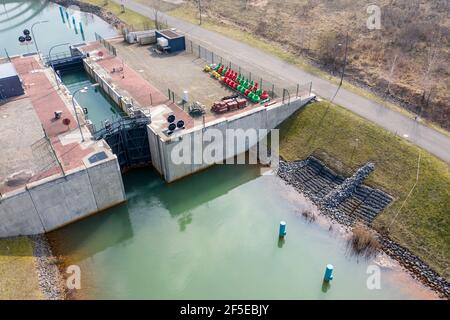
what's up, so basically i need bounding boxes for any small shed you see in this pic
[155,29,186,53]
[0,62,24,99]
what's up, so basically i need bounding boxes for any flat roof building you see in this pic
[0,62,24,99]
[155,29,186,53]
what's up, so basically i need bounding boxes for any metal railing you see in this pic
[95,32,117,56]
[42,51,73,65]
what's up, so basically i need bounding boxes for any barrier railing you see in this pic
[95,32,117,56]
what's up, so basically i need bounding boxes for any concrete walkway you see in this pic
[12,56,94,173]
[116,0,450,164]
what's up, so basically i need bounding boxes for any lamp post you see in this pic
[30,20,49,59]
[48,42,70,88]
[71,84,100,142]
[331,32,349,102]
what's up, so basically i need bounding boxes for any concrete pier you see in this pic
[148,95,314,182]
[0,55,126,237]
[77,39,315,183]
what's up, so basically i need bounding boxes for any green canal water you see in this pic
[0,1,116,58]
[61,70,123,129]
[49,165,436,299]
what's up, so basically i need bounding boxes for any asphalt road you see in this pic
[116,0,450,164]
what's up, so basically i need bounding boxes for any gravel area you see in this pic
[29,234,65,300]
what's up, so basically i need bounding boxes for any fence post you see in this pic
[212,51,214,64]
[249,72,252,81]
[309,82,312,96]
[271,84,275,98]
[198,45,200,58]
[43,125,65,177]
[296,83,299,97]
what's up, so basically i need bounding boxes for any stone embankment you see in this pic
[29,235,65,300]
[52,0,125,28]
[277,156,449,298]
[277,157,392,225]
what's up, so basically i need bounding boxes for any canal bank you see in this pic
[48,165,438,299]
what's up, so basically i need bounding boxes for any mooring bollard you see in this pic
[324,264,334,282]
[79,22,85,41]
[59,6,65,23]
[279,221,286,238]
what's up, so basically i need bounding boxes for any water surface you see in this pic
[49,165,436,299]
[60,70,123,129]
[0,1,116,58]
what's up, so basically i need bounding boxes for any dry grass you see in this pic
[349,223,381,258]
[169,0,450,130]
[81,0,155,28]
[0,237,43,299]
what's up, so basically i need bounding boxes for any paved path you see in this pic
[116,0,450,163]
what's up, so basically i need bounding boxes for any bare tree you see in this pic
[420,29,442,115]
[386,52,400,94]
[152,0,161,30]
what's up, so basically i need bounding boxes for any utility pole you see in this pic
[198,0,202,25]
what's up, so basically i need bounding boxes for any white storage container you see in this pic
[157,37,169,48]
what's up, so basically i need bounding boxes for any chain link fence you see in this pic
[120,18,170,34]
[186,38,312,101]
[95,32,117,56]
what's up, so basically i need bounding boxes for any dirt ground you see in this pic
[112,40,236,115]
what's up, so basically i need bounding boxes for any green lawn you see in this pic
[279,101,450,279]
[0,237,43,299]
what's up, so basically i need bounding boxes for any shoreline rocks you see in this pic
[277,158,449,298]
[51,0,126,29]
[29,234,65,300]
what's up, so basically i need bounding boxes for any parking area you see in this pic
[111,39,236,117]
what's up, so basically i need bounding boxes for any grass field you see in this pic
[0,237,43,299]
[279,101,450,279]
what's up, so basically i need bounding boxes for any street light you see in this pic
[48,42,70,88]
[30,20,49,59]
[330,32,349,102]
[71,84,100,142]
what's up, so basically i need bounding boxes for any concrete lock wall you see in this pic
[150,96,315,182]
[0,157,126,238]
[83,60,124,111]
[0,189,45,236]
